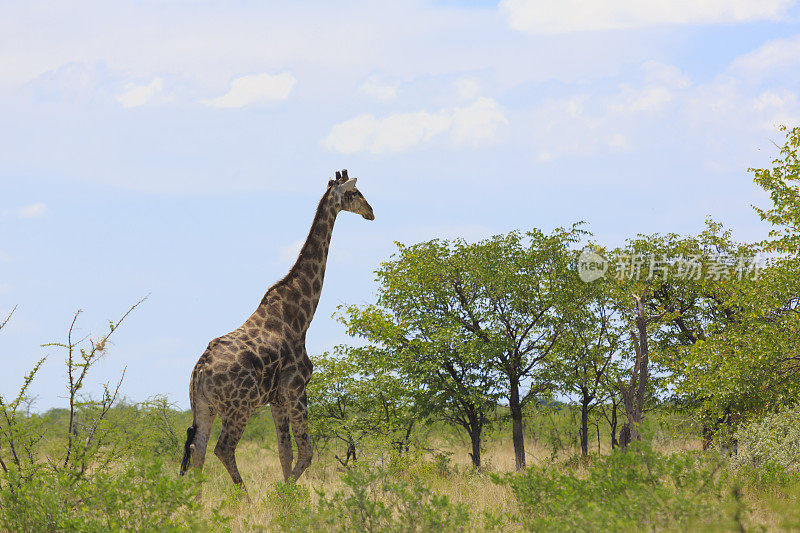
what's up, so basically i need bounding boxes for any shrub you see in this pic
[257,465,469,532]
[0,456,228,532]
[494,442,729,532]
[733,407,800,472]
[262,480,313,531]
[0,302,228,532]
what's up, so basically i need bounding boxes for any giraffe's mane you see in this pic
[265,183,335,295]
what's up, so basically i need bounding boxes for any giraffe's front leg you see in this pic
[288,390,312,480]
[271,403,293,481]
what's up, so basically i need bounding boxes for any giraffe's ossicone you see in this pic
[180,170,374,491]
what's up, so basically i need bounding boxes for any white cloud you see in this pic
[3,203,47,219]
[751,90,799,129]
[500,0,794,34]
[685,79,799,137]
[451,97,509,146]
[323,115,381,155]
[728,35,800,81]
[528,51,800,164]
[202,72,296,108]
[18,203,47,218]
[610,63,690,112]
[324,111,450,154]
[641,61,691,89]
[323,98,507,154]
[117,77,163,108]
[371,111,451,153]
[454,78,481,100]
[607,133,630,150]
[754,89,797,111]
[358,76,397,101]
[531,96,631,160]
[618,86,674,112]
[530,62,691,160]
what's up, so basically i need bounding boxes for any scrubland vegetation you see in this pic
[2,126,800,531]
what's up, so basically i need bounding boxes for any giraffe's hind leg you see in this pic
[215,412,249,491]
[271,403,293,481]
[191,402,215,473]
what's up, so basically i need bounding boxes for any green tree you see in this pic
[621,126,800,438]
[600,229,741,446]
[674,254,800,433]
[456,228,583,469]
[341,240,499,467]
[608,222,764,445]
[307,346,416,465]
[554,263,624,456]
[663,124,800,433]
[345,228,583,469]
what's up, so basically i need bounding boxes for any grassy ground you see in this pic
[6,404,798,532]
[195,427,704,531]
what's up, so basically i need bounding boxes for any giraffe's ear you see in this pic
[341,177,357,191]
[328,179,335,187]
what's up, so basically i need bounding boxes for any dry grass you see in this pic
[196,437,550,530]
[196,433,706,531]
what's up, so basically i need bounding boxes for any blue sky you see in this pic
[2,0,800,410]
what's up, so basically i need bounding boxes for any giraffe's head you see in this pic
[328,170,375,221]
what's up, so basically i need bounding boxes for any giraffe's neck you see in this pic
[248,188,339,336]
[290,190,338,308]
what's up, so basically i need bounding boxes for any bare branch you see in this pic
[0,305,17,332]
[63,297,147,468]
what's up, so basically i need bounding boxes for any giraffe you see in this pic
[179,170,374,491]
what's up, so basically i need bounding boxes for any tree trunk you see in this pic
[610,400,618,450]
[619,293,650,449]
[348,440,356,463]
[469,431,482,468]
[619,423,631,448]
[509,379,526,470]
[701,423,713,451]
[580,395,590,456]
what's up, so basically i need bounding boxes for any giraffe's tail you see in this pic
[180,423,197,476]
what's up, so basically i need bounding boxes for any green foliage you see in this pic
[733,407,800,472]
[751,125,800,253]
[494,442,729,532]
[340,237,501,466]
[0,458,228,532]
[598,219,799,437]
[665,126,800,427]
[383,443,455,482]
[308,346,416,465]
[263,465,469,533]
[552,262,624,455]
[261,480,313,531]
[0,303,227,532]
[0,357,47,477]
[342,227,588,467]
[671,235,800,425]
[117,396,187,460]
